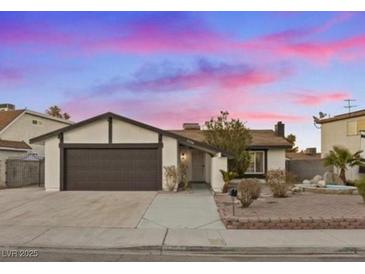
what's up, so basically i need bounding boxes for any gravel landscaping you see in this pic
[215,186,365,229]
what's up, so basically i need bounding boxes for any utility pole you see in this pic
[344,99,358,114]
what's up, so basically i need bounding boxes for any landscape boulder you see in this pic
[323,171,334,184]
[310,175,322,185]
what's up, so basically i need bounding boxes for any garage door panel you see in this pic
[64,148,160,191]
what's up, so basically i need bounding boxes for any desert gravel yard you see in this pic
[216,186,365,229]
[0,187,157,228]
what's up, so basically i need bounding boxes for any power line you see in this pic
[344,99,358,114]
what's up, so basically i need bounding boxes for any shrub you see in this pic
[164,166,177,191]
[355,177,365,203]
[236,179,261,208]
[266,169,293,198]
[179,163,189,190]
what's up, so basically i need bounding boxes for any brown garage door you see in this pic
[64,147,161,191]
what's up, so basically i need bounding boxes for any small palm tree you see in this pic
[324,146,364,184]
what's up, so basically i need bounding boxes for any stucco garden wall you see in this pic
[210,155,227,192]
[267,149,286,170]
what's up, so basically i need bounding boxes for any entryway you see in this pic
[138,183,225,229]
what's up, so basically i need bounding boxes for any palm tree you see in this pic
[324,146,364,184]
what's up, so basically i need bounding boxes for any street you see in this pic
[1,249,365,262]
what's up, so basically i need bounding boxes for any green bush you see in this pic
[355,177,365,203]
[266,169,293,198]
[236,179,261,208]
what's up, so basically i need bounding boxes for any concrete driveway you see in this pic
[0,187,156,228]
[0,183,223,230]
[138,183,225,229]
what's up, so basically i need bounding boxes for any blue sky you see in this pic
[1,12,365,150]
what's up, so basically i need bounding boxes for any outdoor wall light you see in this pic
[181,153,186,161]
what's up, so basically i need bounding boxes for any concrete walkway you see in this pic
[1,225,365,256]
[138,183,224,229]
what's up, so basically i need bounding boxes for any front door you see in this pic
[191,150,205,182]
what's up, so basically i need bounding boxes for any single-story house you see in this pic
[0,104,73,187]
[30,112,291,192]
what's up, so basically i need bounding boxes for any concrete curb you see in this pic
[1,244,365,257]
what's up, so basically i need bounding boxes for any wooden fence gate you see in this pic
[6,159,44,187]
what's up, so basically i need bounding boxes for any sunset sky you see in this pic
[1,12,365,150]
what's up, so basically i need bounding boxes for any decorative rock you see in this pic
[318,180,326,187]
[302,179,311,184]
[323,171,334,184]
[310,175,322,184]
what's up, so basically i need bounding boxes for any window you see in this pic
[246,151,265,174]
[32,120,42,126]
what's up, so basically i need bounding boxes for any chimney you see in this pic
[183,123,200,130]
[0,103,15,111]
[274,121,285,137]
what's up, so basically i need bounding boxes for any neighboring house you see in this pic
[316,109,365,181]
[0,104,73,187]
[30,112,290,192]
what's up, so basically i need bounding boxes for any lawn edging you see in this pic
[218,208,365,229]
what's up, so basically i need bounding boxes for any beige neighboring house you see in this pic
[316,109,365,181]
[30,112,290,192]
[0,104,73,187]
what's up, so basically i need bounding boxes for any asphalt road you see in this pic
[1,250,365,262]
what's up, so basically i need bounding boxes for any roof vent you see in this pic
[183,123,200,130]
[0,103,15,111]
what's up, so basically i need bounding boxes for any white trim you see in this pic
[0,110,73,136]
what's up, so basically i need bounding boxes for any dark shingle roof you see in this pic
[169,129,292,148]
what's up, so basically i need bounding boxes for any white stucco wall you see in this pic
[0,113,70,156]
[179,147,192,181]
[204,153,212,184]
[0,150,28,187]
[44,136,60,191]
[267,149,286,171]
[64,119,108,143]
[113,120,158,143]
[211,155,227,192]
[162,136,178,191]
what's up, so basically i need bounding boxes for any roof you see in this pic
[169,129,292,149]
[0,139,31,150]
[286,152,321,160]
[0,109,73,134]
[30,112,232,157]
[316,109,365,124]
[0,110,25,131]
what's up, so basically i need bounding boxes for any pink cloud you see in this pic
[290,91,351,106]
[122,60,292,93]
[231,111,306,122]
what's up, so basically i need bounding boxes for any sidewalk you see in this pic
[1,225,365,256]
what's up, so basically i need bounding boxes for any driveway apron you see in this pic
[138,183,225,229]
